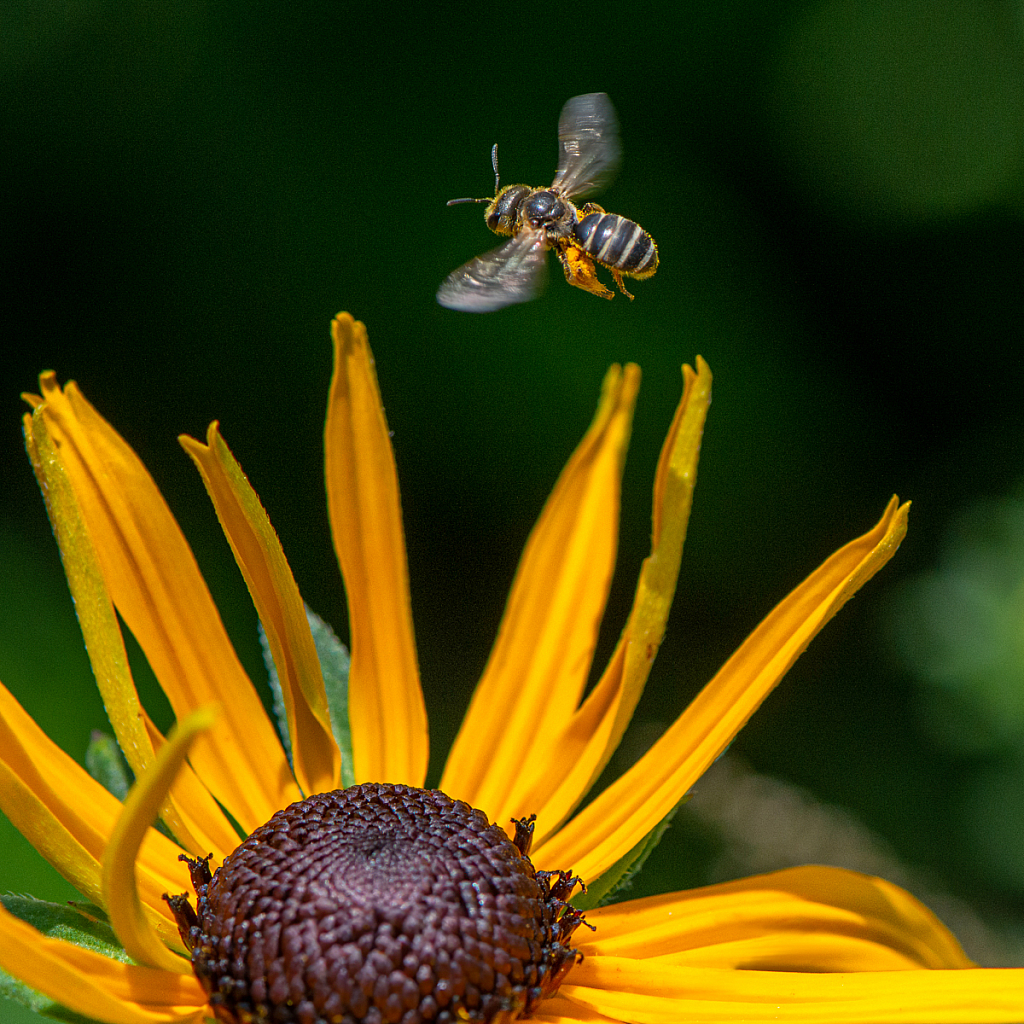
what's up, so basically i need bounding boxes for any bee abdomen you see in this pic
[574,212,658,278]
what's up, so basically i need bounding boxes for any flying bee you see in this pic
[437,93,658,312]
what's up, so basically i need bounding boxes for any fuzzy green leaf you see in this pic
[305,606,354,788]
[84,732,132,801]
[0,895,128,1024]
[571,802,682,911]
[260,605,354,788]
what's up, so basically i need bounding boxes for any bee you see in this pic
[437,93,658,312]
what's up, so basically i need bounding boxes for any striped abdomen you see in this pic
[573,212,658,278]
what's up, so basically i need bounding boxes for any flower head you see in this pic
[2,313,1022,1024]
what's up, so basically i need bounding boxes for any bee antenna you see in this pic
[446,142,502,206]
[490,142,500,193]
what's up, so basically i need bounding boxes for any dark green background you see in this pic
[2,3,1024,1017]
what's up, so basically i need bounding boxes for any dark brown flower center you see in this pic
[165,783,588,1024]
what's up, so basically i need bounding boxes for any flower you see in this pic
[1,312,1022,1024]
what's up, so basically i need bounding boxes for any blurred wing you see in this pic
[436,231,548,312]
[551,92,621,199]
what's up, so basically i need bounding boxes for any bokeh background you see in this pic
[3,2,1024,1018]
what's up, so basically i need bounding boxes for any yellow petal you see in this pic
[442,364,641,822]
[103,708,217,972]
[181,423,340,795]
[534,499,909,880]
[25,409,234,860]
[560,956,1024,1023]
[515,358,712,844]
[645,933,942,971]
[324,313,427,786]
[583,866,970,970]
[0,756,105,905]
[0,679,190,936]
[0,902,207,1024]
[27,373,299,831]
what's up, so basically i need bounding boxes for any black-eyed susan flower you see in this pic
[2,313,1023,1024]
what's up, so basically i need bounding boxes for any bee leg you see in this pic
[558,244,614,300]
[578,202,606,216]
[610,268,636,301]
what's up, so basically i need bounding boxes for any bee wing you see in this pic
[551,92,621,199]
[436,230,549,312]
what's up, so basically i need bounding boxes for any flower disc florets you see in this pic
[166,783,588,1024]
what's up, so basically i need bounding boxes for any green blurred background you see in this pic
[3,1,1024,1017]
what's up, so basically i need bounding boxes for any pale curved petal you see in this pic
[442,364,640,822]
[103,709,217,973]
[141,712,240,863]
[181,423,340,796]
[324,313,428,786]
[534,499,909,880]
[560,955,1024,1023]
[27,374,299,830]
[514,358,712,845]
[582,866,970,970]
[0,902,206,1024]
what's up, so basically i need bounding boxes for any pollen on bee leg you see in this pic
[559,245,614,300]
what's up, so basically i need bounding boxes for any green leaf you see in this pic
[0,896,129,1024]
[259,605,354,788]
[304,606,355,788]
[0,895,127,960]
[258,618,292,762]
[84,733,132,801]
[571,801,683,911]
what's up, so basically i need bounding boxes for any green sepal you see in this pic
[0,895,128,1024]
[84,732,132,801]
[260,605,354,788]
[571,799,685,911]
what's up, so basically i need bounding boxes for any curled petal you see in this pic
[535,499,909,880]
[141,713,240,863]
[103,708,217,973]
[325,313,428,786]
